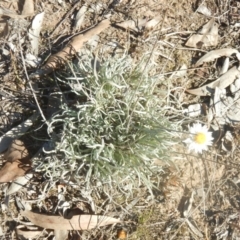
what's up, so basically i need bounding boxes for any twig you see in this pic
[18,33,49,127]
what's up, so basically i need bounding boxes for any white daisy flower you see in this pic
[184,123,213,154]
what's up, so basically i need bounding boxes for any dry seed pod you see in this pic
[117,229,127,239]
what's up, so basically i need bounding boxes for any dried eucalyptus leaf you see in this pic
[219,57,229,75]
[20,210,121,230]
[145,17,161,29]
[195,48,239,67]
[0,160,31,183]
[196,5,211,16]
[185,19,218,48]
[186,66,240,96]
[198,19,217,35]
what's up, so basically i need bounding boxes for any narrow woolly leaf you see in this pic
[219,57,229,75]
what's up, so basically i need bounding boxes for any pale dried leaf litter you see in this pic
[15,225,42,239]
[186,66,240,96]
[196,5,212,17]
[74,5,87,29]
[195,48,239,67]
[25,53,41,68]
[22,0,35,15]
[185,47,240,126]
[28,12,45,56]
[6,173,33,195]
[116,17,161,32]
[185,19,218,48]
[221,131,236,153]
[181,191,203,238]
[54,229,69,240]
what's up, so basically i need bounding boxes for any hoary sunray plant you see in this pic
[184,122,213,154]
[45,50,179,191]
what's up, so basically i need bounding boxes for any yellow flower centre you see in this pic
[194,132,207,144]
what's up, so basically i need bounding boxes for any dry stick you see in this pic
[31,19,111,78]
[18,33,48,126]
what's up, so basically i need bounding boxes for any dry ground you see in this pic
[1,0,240,239]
